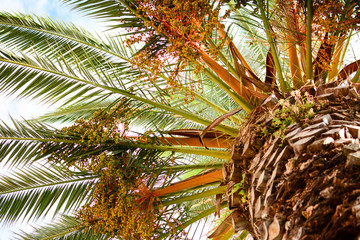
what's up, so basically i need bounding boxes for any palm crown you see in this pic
[0,0,360,239]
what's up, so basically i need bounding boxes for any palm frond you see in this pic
[228,7,269,73]
[0,13,167,100]
[160,202,228,239]
[0,12,115,58]
[0,12,170,95]
[36,99,117,124]
[61,0,138,26]
[0,164,96,225]
[0,118,70,167]
[15,215,109,240]
[0,49,106,106]
[0,49,239,134]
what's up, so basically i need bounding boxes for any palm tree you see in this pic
[0,0,360,239]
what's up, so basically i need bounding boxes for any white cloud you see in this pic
[0,0,49,15]
[0,0,25,12]
[26,0,50,15]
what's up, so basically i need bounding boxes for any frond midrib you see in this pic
[0,175,97,195]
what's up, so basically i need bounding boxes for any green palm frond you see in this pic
[38,101,208,130]
[0,164,96,225]
[0,114,231,179]
[37,85,240,130]
[0,118,71,167]
[15,215,109,240]
[61,0,138,25]
[0,49,106,106]
[0,12,189,102]
[0,12,132,66]
[228,7,270,72]
[36,99,117,124]
[0,47,238,135]
[0,12,175,100]
[159,202,228,239]
[0,13,164,99]
[37,90,241,132]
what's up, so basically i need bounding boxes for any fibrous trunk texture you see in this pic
[226,81,360,240]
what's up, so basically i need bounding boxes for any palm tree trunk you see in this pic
[227,83,360,239]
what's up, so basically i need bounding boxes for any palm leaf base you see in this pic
[226,82,360,240]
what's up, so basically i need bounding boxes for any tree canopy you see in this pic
[0,0,360,239]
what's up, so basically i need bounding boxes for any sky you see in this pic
[0,0,106,238]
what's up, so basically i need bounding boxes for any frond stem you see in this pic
[159,202,228,239]
[161,185,227,206]
[202,67,253,113]
[159,163,224,172]
[126,143,231,160]
[305,0,314,81]
[256,0,287,92]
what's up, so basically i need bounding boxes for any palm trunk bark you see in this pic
[226,83,360,239]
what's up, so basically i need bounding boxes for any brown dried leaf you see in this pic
[339,59,360,80]
[199,108,242,149]
[265,48,276,85]
[167,129,228,138]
